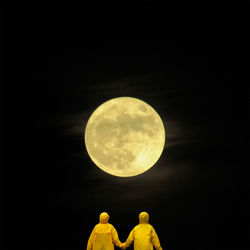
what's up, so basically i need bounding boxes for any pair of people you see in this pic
[87,211,163,250]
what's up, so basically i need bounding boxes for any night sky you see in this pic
[1,3,249,250]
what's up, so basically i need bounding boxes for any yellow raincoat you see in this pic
[87,212,123,250]
[124,212,162,250]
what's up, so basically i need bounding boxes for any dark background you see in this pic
[1,3,249,250]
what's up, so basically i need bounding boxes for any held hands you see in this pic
[120,243,127,249]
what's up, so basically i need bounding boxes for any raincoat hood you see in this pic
[139,212,149,224]
[99,212,109,224]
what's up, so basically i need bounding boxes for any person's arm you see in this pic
[150,227,163,250]
[87,226,96,250]
[111,226,123,248]
[123,228,135,249]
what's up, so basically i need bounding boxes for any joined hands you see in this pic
[120,243,127,249]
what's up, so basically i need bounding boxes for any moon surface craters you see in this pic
[85,97,165,177]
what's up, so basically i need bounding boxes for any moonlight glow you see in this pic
[84,97,165,177]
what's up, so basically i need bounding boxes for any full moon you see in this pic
[84,97,165,177]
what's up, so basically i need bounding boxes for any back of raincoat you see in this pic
[87,212,123,250]
[124,212,162,250]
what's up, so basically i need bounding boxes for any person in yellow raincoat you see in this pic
[122,212,163,250]
[87,212,124,250]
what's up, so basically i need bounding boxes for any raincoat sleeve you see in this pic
[87,226,96,250]
[124,228,135,248]
[150,227,162,250]
[111,225,123,248]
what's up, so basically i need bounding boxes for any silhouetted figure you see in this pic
[87,212,123,250]
[122,212,163,250]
